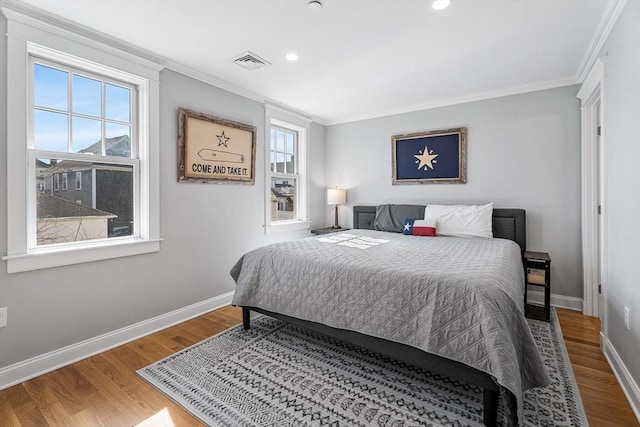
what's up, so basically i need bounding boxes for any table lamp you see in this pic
[327,188,347,229]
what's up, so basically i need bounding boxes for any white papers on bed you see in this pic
[316,234,389,249]
[316,233,358,243]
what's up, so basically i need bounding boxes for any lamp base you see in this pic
[332,205,342,230]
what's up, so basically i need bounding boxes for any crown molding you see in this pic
[576,0,627,83]
[324,77,579,126]
[577,58,605,101]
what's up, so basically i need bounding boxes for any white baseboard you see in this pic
[602,337,640,423]
[0,291,235,391]
[527,290,583,311]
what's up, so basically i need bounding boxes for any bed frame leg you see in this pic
[242,307,250,330]
[483,388,499,427]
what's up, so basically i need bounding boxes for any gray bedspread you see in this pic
[231,230,550,421]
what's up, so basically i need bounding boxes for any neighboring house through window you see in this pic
[264,105,311,233]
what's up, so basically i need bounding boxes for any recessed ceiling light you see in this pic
[432,0,451,10]
[285,52,299,61]
[308,1,322,11]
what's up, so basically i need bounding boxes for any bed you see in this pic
[230,204,550,426]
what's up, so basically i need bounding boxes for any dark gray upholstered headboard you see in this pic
[353,205,526,257]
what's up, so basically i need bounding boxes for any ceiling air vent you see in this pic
[231,51,271,71]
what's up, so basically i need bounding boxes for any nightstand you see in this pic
[310,227,350,235]
[524,251,551,322]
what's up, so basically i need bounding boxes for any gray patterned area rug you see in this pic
[138,309,587,426]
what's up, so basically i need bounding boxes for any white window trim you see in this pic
[264,104,312,234]
[2,7,163,273]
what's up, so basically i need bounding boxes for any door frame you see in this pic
[577,58,606,322]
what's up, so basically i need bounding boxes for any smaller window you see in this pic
[75,171,82,190]
[62,173,68,190]
[54,174,59,191]
[270,127,299,222]
[264,105,310,234]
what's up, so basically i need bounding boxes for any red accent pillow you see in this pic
[412,219,437,236]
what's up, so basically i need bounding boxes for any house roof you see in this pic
[78,135,130,157]
[37,193,116,219]
[37,135,132,175]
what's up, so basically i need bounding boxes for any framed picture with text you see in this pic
[178,108,256,184]
[392,127,467,184]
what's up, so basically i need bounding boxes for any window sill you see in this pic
[264,220,311,235]
[2,238,163,274]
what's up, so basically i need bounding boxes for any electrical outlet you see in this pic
[0,307,7,328]
[624,306,630,330]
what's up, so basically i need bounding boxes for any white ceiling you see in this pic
[13,0,610,124]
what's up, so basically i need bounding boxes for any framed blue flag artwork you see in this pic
[392,127,467,184]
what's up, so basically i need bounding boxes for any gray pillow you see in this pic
[374,204,426,233]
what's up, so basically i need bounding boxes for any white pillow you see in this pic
[424,203,493,238]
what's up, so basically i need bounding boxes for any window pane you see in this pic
[72,74,101,116]
[270,129,276,150]
[36,157,134,245]
[286,153,295,174]
[270,177,296,221]
[276,152,285,173]
[34,109,69,152]
[73,116,102,153]
[286,132,295,155]
[276,130,286,153]
[270,151,276,173]
[105,123,131,157]
[105,83,130,122]
[34,64,68,110]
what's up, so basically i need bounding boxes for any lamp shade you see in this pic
[327,188,347,205]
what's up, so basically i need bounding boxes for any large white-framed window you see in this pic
[29,55,138,247]
[264,104,311,234]
[3,8,162,273]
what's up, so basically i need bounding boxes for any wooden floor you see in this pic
[555,308,639,426]
[0,306,638,426]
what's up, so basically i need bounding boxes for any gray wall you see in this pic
[325,86,583,299]
[0,54,326,366]
[600,0,640,393]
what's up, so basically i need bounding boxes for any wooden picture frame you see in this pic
[392,127,467,184]
[178,108,256,184]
